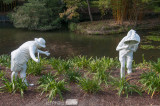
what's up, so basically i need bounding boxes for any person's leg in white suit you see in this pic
[120,57,126,78]
[20,64,28,86]
[126,52,133,75]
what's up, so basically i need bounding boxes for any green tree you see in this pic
[60,0,94,22]
[98,0,111,17]
[10,0,64,31]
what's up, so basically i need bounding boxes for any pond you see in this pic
[0,23,160,63]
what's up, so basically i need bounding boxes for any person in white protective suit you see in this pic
[116,29,140,78]
[11,38,50,86]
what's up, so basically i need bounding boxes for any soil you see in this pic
[0,65,160,106]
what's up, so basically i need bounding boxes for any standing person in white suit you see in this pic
[116,29,140,78]
[11,38,50,86]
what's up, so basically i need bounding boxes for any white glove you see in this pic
[45,51,50,56]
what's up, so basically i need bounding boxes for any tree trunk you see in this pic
[86,0,93,21]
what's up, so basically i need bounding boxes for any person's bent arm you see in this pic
[29,46,39,62]
[37,49,50,56]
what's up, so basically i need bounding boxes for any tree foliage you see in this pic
[10,0,64,31]
[59,0,83,22]
[1,0,13,4]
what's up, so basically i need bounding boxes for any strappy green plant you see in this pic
[76,77,101,93]
[93,68,110,85]
[0,77,27,97]
[27,57,46,76]
[49,57,71,74]
[71,56,92,69]
[0,70,5,79]
[65,69,81,82]
[0,54,11,68]
[38,75,68,101]
[38,73,56,85]
[111,77,142,98]
[140,70,160,98]
[140,58,160,98]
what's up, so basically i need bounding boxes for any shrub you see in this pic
[0,77,28,97]
[27,57,46,76]
[0,70,5,79]
[65,69,81,82]
[76,77,101,93]
[140,58,160,98]
[88,57,118,73]
[10,0,64,31]
[111,77,142,98]
[0,54,11,68]
[88,58,102,72]
[69,22,77,31]
[49,58,72,74]
[140,70,160,98]
[93,68,110,85]
[38,78,68,101]
[38,73,56,85]
[71,56,91,69]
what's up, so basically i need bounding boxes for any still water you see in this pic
[0,23,160,63]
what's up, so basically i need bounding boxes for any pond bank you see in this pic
[73,18,160,35]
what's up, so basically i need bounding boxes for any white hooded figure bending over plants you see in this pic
[11,38,50,86]
[116,29,140,78]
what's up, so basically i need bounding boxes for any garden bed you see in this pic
[0,55,160,106]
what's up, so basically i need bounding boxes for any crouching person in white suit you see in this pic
[116,29,140,78]
[11,38,50,86]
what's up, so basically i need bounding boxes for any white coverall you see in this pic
[11,38,50,86]
[116,29,140,78]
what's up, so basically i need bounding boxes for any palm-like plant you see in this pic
[0,54,11,67]
[38,75,68,101]
[27,57,45,76]
[76,77,101,93]
[0,77,27,97]
[111,77,142,98]
[65,69,81,82]
[140,70,160,98]
[139,58,160,98]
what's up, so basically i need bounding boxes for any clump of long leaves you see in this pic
[88,57,119,73]
[152,58,160,73]
[0,54,11,67]
[71,56,91,69]
[93,68,110,85]
[38,73,56,85]
[65,69,81,82]
[49,57,71,74]
[38,74,68,101]
[88,58,103,72]
[111,77,142,98]
[0,77,27,97]
[140,70,160,98]
[0,70,5,79]
[140,58,160,98]
[27,57,46,76]
[76,77,101,93]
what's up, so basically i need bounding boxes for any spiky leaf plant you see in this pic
[0,54,11,67]
[0,77,27,97]
[111,77,142,98]
[38,75,68,101]
[76,77,101,93]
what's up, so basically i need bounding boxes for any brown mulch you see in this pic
[0,65,160,106]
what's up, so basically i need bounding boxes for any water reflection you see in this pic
[0,24,160,63]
